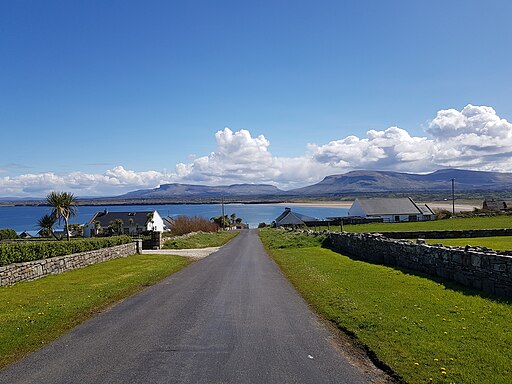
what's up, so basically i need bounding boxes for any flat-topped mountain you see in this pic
[289,169,512,195]
[119,183,286,199]
[116,169,512,200]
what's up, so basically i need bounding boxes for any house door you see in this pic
[394,215,400,222]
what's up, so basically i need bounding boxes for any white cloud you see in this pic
[1,104,512,197]
[309,104,512,172]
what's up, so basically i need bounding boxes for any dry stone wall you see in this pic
[0,242,137,286]
[327,232,512,298]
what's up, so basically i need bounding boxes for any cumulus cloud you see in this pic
[309,127,432,171]
[1,104,512,197]
[309,104,512,172]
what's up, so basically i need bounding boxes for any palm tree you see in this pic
[46,191,78,241]
[37,214,57,239]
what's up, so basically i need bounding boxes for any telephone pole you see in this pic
[451,178,455,216]
[221,195,225,229]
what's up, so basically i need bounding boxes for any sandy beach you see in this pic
[278,200,481,212]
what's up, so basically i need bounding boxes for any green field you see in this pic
[162,231,238,249]
[344,215,512,232]
[259,228,512,384]
[0,254,190,369]
[427,236,512,250]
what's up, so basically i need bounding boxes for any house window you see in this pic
[408,215,418,222]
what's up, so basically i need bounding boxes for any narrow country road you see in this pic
[0,230,383,384]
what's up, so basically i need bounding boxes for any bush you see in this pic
[434,208,452,220]
[0,229,18,241]
[258,222,267,228]
[0,236,132,266]
[167,216,219,236]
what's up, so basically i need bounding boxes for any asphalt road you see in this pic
[0,230,380,384]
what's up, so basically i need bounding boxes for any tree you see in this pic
[146,212,155,231]
[94,220,102,236]
[108,219,124,235]
[230,213,237,225]
[46,191,78,241]
[210,215,230,229]
[0,228,18,241]
[37,214,57,239]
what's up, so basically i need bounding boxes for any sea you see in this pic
[0,203,350,235]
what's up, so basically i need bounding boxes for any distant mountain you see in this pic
[2,169,510,205]
[116,169,512,200]
[289,169,512,195]
[119,183,286,199]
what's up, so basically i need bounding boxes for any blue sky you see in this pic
[1,0,512,197]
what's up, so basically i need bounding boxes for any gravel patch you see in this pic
[141,247,220,260]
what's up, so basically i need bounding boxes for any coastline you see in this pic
[276,200,480,212]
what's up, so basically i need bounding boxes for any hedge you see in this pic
[0,236,133,266]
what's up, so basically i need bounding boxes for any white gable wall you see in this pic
[146,211,164,232]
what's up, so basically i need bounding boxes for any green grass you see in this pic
[259,228,512,384]
[0,254,190,369]
[162,231,239,249]
[344,215,512,233]
[426,237,512,251]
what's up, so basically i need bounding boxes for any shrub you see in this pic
[434,208,452,220]
[168,216,219,236]
[258,222,267,228]
[0,229,18,241]
[0,236,132,266]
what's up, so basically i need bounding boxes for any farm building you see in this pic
[348,197,435,223]
[274,207,330,228]
[83,210,164,238]
[483,199,512,211]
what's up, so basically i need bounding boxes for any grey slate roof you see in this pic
[275,208,319,226]
[87,210,153,227]
[356,197,434,216]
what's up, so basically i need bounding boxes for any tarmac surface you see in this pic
[0,229,387,384]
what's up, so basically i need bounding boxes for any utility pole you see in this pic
[221,195,225,230]
[451,178,455,216]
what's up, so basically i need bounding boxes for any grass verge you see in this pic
[344,215,512,233]
[0,254,190,369]
[259,228,512,384]
[426,236,512,251]
[162,231,239,249]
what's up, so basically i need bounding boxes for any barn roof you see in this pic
[275,208,319,226]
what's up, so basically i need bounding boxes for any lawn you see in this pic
[162,231,238,249]
[0,254,190,369]
[427,236,512,251]
[344,215,512,233]
[259,228,512,384]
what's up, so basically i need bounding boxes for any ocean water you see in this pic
[0,203,349,234]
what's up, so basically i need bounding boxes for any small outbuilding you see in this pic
[274,207,329,228]
[19,231,33,239]
[483,199,512,211]
[348,197,435,223]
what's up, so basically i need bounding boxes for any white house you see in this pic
[83,210,164,238]
[348,197,435,223]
